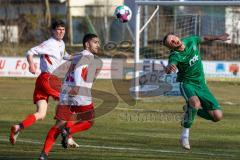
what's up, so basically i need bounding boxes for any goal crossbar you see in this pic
[135,1,240,6]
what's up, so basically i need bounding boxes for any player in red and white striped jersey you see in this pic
[38,33,101,159]
[10,19,78,147]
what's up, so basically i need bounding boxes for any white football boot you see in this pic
[67,137,80,148]
[180,136,191,150]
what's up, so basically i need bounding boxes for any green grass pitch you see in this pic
[0,78,239,160]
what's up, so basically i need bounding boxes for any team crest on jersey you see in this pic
[189,54,199,66]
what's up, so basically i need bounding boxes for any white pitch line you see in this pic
[116,107,183,113]
[0,137,234,158]
[221,101,238,105]
[116,107,166,112]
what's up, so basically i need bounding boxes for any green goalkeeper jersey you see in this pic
[168,36,205,83]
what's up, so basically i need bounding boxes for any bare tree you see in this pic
[66,0,72,45]
[44,0,51,27]
[2,0,11,43]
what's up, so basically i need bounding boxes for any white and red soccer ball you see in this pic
[115,5,132,23]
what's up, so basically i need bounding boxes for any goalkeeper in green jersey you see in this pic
[162,33,230,150]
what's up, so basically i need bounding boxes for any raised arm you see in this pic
[202,33,230,42]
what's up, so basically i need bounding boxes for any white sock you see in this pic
[181,127,189,138]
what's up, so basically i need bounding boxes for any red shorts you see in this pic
[33,72,62,104]
[55,103,94,121]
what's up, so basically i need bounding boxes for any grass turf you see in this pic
[0,78,239,160]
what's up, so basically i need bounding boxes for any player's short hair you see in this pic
[51,19,65,30]
[82,33,98,49]
[162,32,174,48]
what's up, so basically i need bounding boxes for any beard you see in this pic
[172,42,183,50]
[90,48,98,54]
[173,45,182,50]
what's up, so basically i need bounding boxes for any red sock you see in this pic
[20,114,36,129]
[69,121,92,135]
[42,126,61,155]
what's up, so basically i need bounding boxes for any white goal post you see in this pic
[133,1,240,99]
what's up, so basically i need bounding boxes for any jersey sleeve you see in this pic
[168,52,179,65]
[25,41,52,57]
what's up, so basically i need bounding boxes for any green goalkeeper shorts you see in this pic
[179,82,221,110]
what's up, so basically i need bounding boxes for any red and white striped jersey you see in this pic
[26,37,70,73]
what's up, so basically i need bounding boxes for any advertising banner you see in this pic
[0,57,123,79]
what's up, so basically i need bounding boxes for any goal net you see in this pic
[136,1,240,60]
[131,1,240,99]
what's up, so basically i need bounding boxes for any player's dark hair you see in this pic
[51,19,65,30]
[162,32,174,47]
[82,33,98,49]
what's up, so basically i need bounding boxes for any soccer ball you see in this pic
[115,5,132,23]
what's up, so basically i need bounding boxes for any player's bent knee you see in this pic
[35,112,46,120]
[213,110,223,122]
[189,97,201,109]
[213,114,223,122]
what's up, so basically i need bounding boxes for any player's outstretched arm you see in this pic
[203,33,230,42]
[63,50,73,61]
